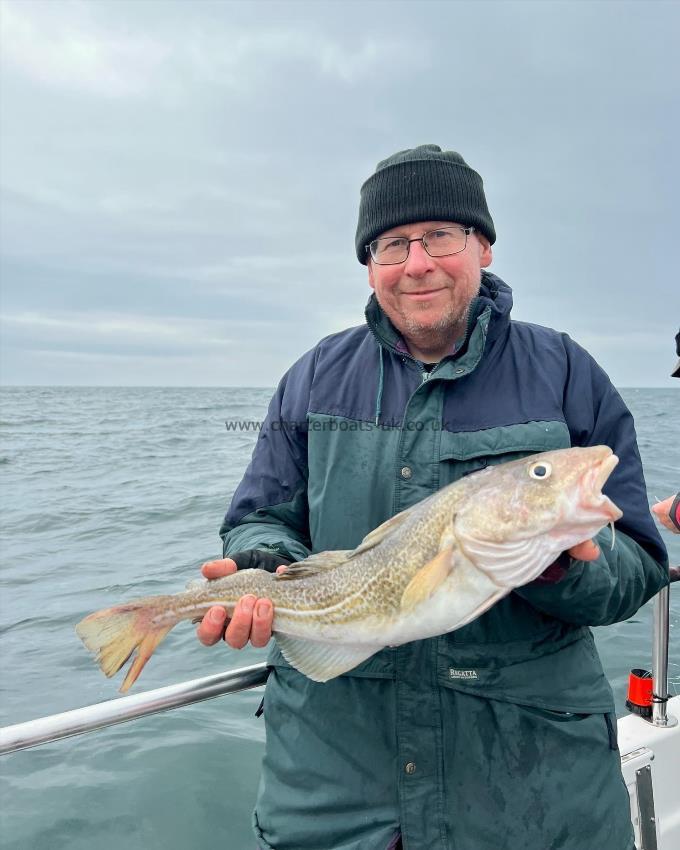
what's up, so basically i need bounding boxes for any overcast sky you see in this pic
[0,0,678,388]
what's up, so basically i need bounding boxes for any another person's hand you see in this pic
[196,557,288,649]
[652,494,680,534]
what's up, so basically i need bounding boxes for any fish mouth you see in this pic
[579,451,622,521]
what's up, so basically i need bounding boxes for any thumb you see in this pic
[202,558,238,579]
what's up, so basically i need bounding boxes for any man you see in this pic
[198,145,668,850]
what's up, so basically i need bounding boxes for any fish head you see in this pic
[451,445,622,587]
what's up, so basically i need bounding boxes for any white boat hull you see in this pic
[618,695,680,850]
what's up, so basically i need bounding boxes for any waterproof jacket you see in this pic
[220,272,668,850]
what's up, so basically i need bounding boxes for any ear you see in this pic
[367,257,376,290]
[476,234,493,268]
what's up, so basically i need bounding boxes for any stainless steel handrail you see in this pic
[652,585,678,727]
[0,662,269,756]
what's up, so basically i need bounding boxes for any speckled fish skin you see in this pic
[76,445,622,691]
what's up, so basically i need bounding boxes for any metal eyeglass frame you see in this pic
[366,226,475,265]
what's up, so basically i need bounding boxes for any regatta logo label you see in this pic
[448,668,479,680]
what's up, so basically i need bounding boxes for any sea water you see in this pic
[0,387,678,849]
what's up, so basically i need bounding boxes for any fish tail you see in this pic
[75,597,176,693]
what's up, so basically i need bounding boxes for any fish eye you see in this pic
[529,461,552,479]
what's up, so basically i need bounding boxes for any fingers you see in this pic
[245,599,274,648]
[568,540,601,562]
[201,558,238,580]
[224,596,274,649]
[652,495,674,517]
[656,513,676,532]
[196,605,228,646]
[223,595,255,649]
[197,555,277,649]
[202,557,289,579]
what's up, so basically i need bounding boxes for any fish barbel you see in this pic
[76,445,622,692]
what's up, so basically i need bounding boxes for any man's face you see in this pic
[367,220,492,358]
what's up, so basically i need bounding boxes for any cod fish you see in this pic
[76,445,621,692]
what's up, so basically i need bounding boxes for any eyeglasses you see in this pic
[366,226,474,265]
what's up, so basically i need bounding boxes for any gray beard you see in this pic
[398,297,475,353]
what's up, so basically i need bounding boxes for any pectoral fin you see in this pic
[275,635,382,682]
[400,545,456,613]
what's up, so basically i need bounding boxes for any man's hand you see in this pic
[567,540,600,561]
[196,558,288,649]
[534,538,602,584]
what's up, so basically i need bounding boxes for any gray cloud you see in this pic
[1,0,678,387]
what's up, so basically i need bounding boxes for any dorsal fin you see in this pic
[350,507,412,557]
[274,549,353,581]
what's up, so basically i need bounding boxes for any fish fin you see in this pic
[458,534,557,588]
[120,624,173,692]
[400,545,456,613]
[274,550,353,581]
[75,598,176,693]
[351,508,412,556]
[274,635,382,682]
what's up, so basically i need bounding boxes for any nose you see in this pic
[403,238,436,277]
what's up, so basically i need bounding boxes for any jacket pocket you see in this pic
[252,809,276,850]
[437,628,616,715]
[511,705,620,761]
[605,711,619,750]
[438,419,571,486]
[520,704,590,721]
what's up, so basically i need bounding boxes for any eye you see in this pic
[529,461,552,479]
[374,237,407,257]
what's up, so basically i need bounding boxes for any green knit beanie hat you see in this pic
[355,144,496,264]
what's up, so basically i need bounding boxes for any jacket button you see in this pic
[404,762,416,775]
[400,466,412,480]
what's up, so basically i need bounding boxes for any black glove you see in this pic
[228,549,294,573]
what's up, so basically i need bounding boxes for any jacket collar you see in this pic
[364,270,513,361]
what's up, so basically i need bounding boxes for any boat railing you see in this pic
[652,585,677,727]
[0,662,269,756]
